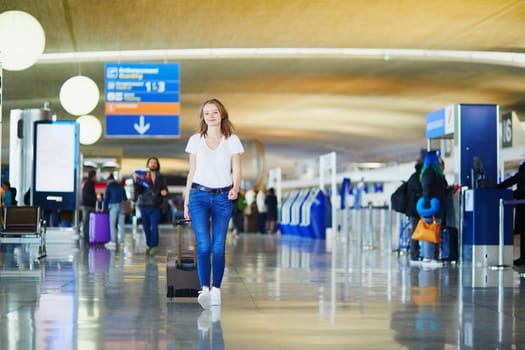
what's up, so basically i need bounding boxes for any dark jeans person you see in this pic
[82,205,94,240]
[140,207,162,248]
[258,212,267,233]
[232,210,244,233]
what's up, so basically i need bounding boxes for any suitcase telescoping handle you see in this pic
[175,219,195,267]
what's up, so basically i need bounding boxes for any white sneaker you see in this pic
[198,288,211,309]
[105,242,116,250]
[210,287,221,306]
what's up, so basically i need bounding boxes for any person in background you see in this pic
[184,98,244,309]
[232,189,247,234]
[9,186,17,206]
[419,150,448,266]
[256,187,268,234]
[243,186,258,232]
[81,170,97,240]
[133,157,169,256]
[406,157,423,264]
[96,193,104,210]
[2,181,13,208]
[497,161,525,266]
[245,187,256,215]
[104,174,127,250]
[438,156,459,227]
[0,181,16,227]
[168,194,185,224]
[24,189,30,205]
[265,187,278,234]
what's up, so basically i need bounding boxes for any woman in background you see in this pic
[419,151,447,265]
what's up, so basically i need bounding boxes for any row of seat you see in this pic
[0,206,47,259]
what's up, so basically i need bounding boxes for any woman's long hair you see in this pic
[419,151,443,181]
[198,98,235,138]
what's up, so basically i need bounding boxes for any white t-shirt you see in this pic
[256,190,267,213]
[185,133,244,188]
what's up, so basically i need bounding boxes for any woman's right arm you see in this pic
[184,153,196,219]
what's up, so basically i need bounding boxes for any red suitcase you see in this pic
[89,211,110,244]
[166,219,200,299]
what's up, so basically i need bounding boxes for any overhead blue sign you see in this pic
[105,62,180,138]
[426,108,445,139]
[106,115,180,137]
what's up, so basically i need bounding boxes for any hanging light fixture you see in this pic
[59,76,100,116]
[77,114,102,145]
[0,10,45,71]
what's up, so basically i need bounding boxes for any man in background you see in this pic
[81,170,97,240]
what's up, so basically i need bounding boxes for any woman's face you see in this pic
[202,103,222,127]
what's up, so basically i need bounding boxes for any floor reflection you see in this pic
[1,226,525,349]
[197,307,224,350]
[391,266,459,349]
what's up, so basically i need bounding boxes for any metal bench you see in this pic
[0,206,47,259]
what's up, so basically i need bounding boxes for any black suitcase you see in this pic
[440,226,459,262]
[166,219,200,299]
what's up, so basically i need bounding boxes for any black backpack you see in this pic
[391,181,408,214]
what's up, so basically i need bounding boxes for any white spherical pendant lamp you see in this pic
[60,76,100,116]
[0,10,45,71]
[77,115,103,145]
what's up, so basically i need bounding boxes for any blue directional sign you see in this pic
[106,115,180,137]
[105,63,180,138]
[426,108,445,139]
[426,105,455,139]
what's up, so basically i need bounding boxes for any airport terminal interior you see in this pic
[3,1,525,349]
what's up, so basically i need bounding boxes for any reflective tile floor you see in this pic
[1,225,525,349]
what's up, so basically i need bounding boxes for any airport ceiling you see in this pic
[2,0,525,178]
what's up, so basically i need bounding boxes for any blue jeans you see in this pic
[140,207,161,248]
[258,212,267,233]
[108,203,125,244]
[422,216,441,260]
[189,189,232,288]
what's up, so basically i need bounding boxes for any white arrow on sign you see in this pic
[134,115,150,134]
